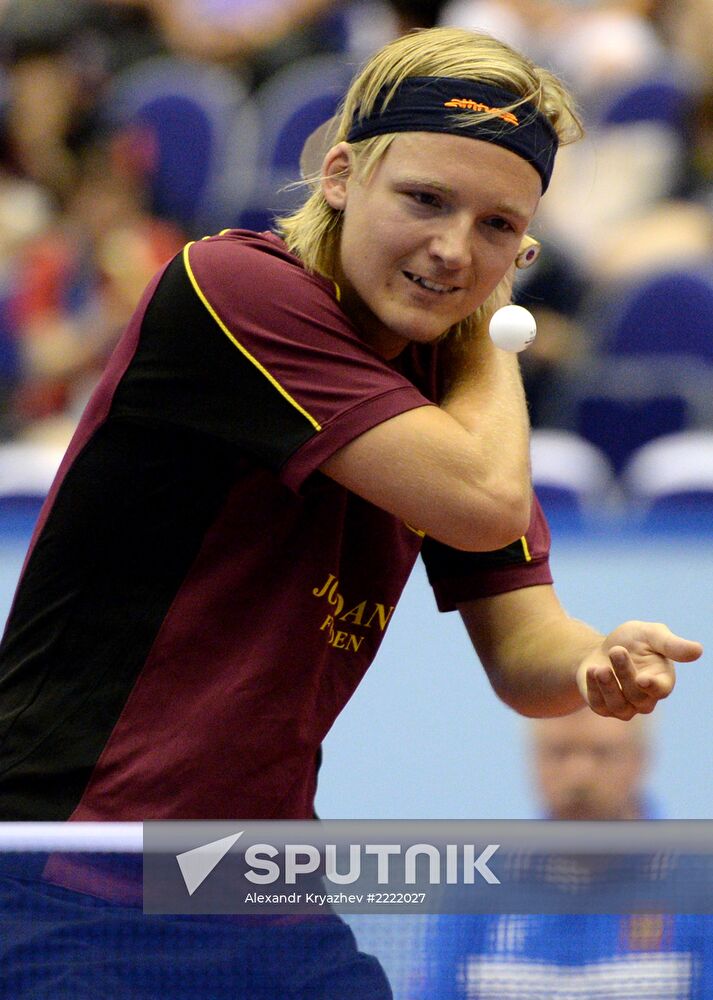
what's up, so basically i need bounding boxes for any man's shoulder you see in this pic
[189,229,326,283]
[185,228,339,319]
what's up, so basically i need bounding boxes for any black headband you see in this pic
[346,76,559,192]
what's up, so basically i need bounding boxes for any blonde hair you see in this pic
[276,27,583,337]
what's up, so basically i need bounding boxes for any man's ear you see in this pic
[321,142,352,210]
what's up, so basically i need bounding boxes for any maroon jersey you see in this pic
[0,231,551,822]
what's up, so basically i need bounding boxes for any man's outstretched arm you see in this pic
[459,583,704,719]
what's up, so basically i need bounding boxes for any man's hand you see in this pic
[576,622,703,719]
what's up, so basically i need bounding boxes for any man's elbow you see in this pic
[482,494,531,550]
[437,488,531,552]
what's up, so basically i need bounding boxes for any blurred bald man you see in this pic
[529,709,656,821]
[418,713,713,1000]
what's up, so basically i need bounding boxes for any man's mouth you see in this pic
[403,271,458,294]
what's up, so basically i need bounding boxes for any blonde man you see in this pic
[0,26,702,1000]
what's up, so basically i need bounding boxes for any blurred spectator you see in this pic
[417,713,713,1000]
[79,1,166,75]
[0,170,54,437]
[144,0,347,83]
[0,0,165,201]
[5,135,184,445]
[582,199,713,286]
[683,87,713,210]
[2,31,92,201]
[512,243,589,428]
[0,0,164,74]
[528,708,655,820]
[386,0,449,32]
[649,0,713,88]
[0,0,91,60]
[0,0,190,443]
[439,0,669,96]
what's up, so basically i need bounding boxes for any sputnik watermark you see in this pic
[144,821,503,914]
[176,831,244,896]
[176,832,500,896]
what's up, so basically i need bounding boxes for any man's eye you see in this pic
[486,217,514,232]
[409,191,441,208]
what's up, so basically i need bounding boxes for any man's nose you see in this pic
[428,219,473,269]
[562,752,597,783]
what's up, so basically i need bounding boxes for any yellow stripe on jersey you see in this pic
[520,535,532,562]
[182,242,322,432]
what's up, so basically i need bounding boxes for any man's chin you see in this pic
[556,803,606,821]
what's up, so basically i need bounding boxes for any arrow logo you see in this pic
[176,831,244,896]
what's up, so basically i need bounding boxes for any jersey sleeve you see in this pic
[420,491,554,611]
[111,231,432,493]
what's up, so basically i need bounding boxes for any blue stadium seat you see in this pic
[232,54,353,231]
[599,267,713,363]
[251,53,353,187]
[557,355,713,475]
[622,430,713,527]
[530,429,619,526]
[107,55,260,233]
[595,73,694,137]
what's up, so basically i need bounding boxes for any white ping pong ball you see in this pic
[488,304,537,353]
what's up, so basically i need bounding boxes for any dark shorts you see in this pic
[0,874,392,1000]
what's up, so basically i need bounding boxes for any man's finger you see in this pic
[649,628,703,663]
[608,647,656,706]
[591,665,636,719]
[584,671,608,716]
